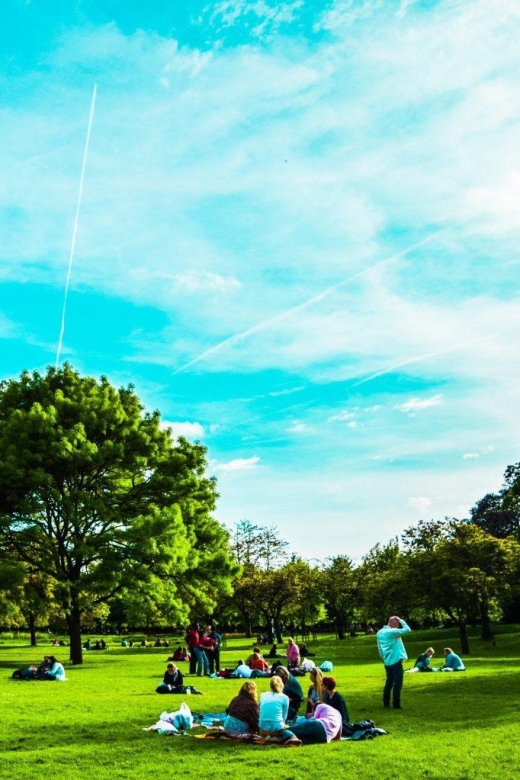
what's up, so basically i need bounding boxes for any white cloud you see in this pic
[463,446,495,460]
[286,421,307,433]
[394,395,443,414]
[214,456,260,471]
[162,421,205,439]
[408,497,432,513]
[328,410,357,423]
[481,445,495,454]
[129,269,241,294]
[347,421,358,429]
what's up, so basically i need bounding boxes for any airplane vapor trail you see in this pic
[353,321,520,387]
[55,84,97,368]
[173,221,468,375]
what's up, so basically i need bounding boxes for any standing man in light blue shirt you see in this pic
[376,615,411,709]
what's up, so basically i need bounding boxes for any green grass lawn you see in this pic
[1,626,519,780]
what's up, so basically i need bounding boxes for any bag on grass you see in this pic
[160,702,194,731]
[319,661,333,672]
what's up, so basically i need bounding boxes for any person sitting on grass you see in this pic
[414,647,435,672]
[266,643,280,659]
[441,648,465,671]
[285,638,300,669]
[306,667,323,714]
[246,646,263,666]
[274,666,304,721]
[258,676,301,746]
[321,676,350,734]
[299,642,315,658]
[223,681,260,738]
[249,652,271,677]
[156,663,184,693]
[281,702,342,745]
[43,656,67,681]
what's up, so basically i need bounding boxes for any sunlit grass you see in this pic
[1,626,519,780]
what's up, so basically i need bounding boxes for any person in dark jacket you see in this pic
[274,666,303,721]
[156,663,184,693]
[223,681,260,737]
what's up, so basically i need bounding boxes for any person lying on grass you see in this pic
[283,702,343,745]
[223,681,260,738]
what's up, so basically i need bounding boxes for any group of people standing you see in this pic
[186,623,222,677]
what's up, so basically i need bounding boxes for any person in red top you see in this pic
[186,623,200,675]
[249,652,271,677]
[198,632,214,676]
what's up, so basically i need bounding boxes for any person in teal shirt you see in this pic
[376,615,411,709]
[442,647,465,671]
[414,647,434,672]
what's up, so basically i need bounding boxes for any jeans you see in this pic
[383,660,404,708]
[196,648,209,676]
[282,720,327,744]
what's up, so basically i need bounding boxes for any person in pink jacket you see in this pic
[286,638,300,669]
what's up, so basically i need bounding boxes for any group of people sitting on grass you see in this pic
[223,669,351,746]
[83,638,107,651]
[222,638,318,680]
[11,655,67,681]
[412,646,466,672]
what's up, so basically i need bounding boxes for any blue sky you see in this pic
[2,0,520,560]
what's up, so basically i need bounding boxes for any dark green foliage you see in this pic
[0,365,237,663]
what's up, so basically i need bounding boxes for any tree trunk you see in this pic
[480,598,493,640]
[458,622,470,654]
[67,603,84,665]
[336,617,346,640]
[28,613,37,647]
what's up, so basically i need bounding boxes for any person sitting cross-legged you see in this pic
[441,647,465,671]
[223,681,260,738]
[258,676,302,747]
[156,663,184,693]
[414,647,435,672]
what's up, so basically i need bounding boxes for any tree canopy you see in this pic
[0,365,237,663]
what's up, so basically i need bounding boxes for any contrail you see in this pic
[55,84,97,368]
[173,220,468,374]
[353,321,520,386]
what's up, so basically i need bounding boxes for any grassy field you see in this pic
[1,626,519,780]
